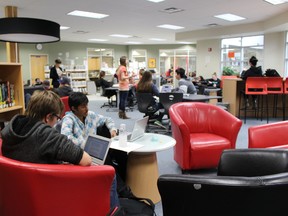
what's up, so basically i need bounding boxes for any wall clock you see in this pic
[35,43,43,50]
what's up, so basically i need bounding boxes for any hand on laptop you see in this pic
[111,130,117,138]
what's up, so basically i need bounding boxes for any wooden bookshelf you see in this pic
[0,63,24,121]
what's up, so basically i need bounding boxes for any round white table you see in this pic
[112,133,176,203]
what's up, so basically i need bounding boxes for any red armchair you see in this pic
[169,102,242,171]
[248,121,288,149]
[61,96,70,117]
[0,151,115,216]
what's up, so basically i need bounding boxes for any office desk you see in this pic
[111,133,176,203]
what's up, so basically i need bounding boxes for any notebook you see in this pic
[83,134,111,165]
[114,116,149,142]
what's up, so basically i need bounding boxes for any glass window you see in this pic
[221,35,264,76]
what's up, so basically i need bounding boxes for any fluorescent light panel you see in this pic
[157,24,184,30]
[149,38,166,41]
[147,0,165,2]
[264,0,288,4]
[125,41,142,44]
[214,13,246,21]
[177,41,192,44]
[60,26,70,30]
[109,34,132,38]
[67,10,109,19]
[89,38,108,42]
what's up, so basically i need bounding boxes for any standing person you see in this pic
[175,67,197,95]
[116,56,131,119]
[54,76,73,97]
[50,59,63,88]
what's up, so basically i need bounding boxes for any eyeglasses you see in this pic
[52,113,62,121]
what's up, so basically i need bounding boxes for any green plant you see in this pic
[222,66,237,76]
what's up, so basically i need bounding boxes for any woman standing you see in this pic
[50,59,63,88]
[116,56,131,119]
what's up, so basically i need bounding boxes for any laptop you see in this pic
[83,134,111,165]
[114,116,149,142]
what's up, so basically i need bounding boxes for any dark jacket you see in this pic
[1,115,83,164]
[54,86,73,97]
[241,66,263,81]
[50,66,63,88]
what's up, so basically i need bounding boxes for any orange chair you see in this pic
[238,77,268,124]
[169,102,242,171]
[248,121,288,149]
[60,96,70,117]
[265,77,284,118]
[0,140,115,216]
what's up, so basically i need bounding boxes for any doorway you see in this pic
[30,54,48,85]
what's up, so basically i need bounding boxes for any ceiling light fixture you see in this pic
[60,26,70,30]
[149,38,166,41]
[214,13,246,22]
[157,24,184,30]
[0,17,60,43]
[110,34,132,38]
[147,0,165,2]
[67,10,109,19]
[125,41,142,44]
[264,0,288,4]
[89,38,108,42]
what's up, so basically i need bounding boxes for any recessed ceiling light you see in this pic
[149,38,166,41]
[214,13,245,22]
[88,38,108,42]
[147,0,165,2]
[264,0,288,4]
[177,41,192,44]
[157,24,184,30]
[125,41,142,44]
[60,26,70,30]
[67,10,109,19]
[109,34,132,38]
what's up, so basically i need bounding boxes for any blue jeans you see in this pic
[110,176,120,211]
[119,91,128,112]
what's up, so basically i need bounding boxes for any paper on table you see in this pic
[110,140,144,153]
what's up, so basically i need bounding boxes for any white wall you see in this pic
[196,39,221,79]
[263,32,286,77]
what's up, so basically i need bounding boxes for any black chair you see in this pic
[136,92,166,132]
[158,148,288,216]
[159,92,183,133]
[100,84,117,109]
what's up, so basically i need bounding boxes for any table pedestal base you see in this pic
[126,152,160,203]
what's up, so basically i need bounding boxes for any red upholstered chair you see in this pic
[169,102,242,171]
[61,96,70,117]
[0,140,115,216]
[248,121,288,149]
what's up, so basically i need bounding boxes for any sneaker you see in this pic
[154,120,166,129]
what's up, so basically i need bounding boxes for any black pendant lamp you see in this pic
[0,17,60,43]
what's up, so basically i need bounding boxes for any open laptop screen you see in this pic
[84,134,111,165]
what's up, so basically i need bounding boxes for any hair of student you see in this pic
[249,56,258,66]
[137,71,153,92]
[25,90,64,120]
[100,71,106,78]
[176,68,186,78]
[120,56,127,66]
[55,59,62,64]
[68,92,89,110]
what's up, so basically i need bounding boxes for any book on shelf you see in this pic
[0,81,15,109]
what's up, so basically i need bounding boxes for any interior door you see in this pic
[30,55,48,85]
